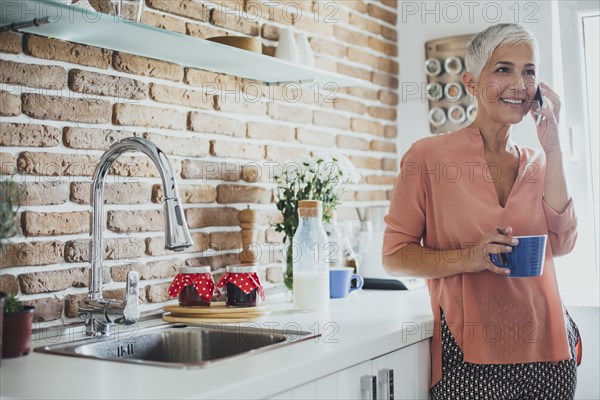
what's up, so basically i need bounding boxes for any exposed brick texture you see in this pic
[382,158,398,172]
[0,241,64,268]
[184,68,239,90]
[69,69,148,100]
[209,231,242,251]
[181,159,244,181]
[0,153,16,175]
[188,112,246,137]
[146,282,171,303]
[185,207,239,228]
[210,140,264,160]
[210,8,259,36]
[19,267,88,294]
[25,298,64,322]
[113,52,183,81]
[0,92,21,116]
[70,182,151,205]
[140,10,187,33]
[24,34,111,69]
[150,83,214,110]
[186,252,240,270]
[21,211,89,237]
[152,184,216,203]
[113,103,186,130]
[366,175,396,185]
[21,94,112,123]
[351,156,382,170]
[371,139,397,153]
[367,3,397,24]
[18,152,95,177]
[267,103,313,124]
[64,238,146,263]
[145,233,208,256]
[186,23,229,39]
[63,127,209,157]
[0,0,400,322]
[0,123,61,147]
[111,258,181,282]
[247,122,294,141]
[351,118,384,136]
[337,135,370,151]
[18,182,70,206]
[296,128,336,147]
[0,274,20,295]
[146,0,209,21]
[107,210,164,233]
[265,145,310,162]
[216,184,271,204]
[0,32,21,54]
[385,125,398,138]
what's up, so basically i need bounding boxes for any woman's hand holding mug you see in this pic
[463,226,519,276]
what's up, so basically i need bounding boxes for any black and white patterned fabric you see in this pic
[431,309,580,400]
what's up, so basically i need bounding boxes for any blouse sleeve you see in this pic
[382,143,426,256]
[542,197,578,257]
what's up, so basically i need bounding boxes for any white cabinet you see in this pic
[372,344,417,399]
[336,360,374,400]
[414,339,432,398]
[371,339,431,400]
[268,339,431,400]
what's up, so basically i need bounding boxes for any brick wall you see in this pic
[0,0,399,323]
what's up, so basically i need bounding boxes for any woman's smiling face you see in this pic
[466,43,539,126]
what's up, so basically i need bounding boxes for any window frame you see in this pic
[555,1,600,307]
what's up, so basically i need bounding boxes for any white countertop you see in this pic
[0,289,433,400]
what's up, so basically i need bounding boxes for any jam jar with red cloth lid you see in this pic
[168,266,216,307]
[217,265,265,307]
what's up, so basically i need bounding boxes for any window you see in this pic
[555,3,600,307]
[582,14,599,273]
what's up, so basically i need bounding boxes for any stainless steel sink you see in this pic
[35,323,319,368]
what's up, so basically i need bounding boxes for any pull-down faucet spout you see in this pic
[81,137,193,336]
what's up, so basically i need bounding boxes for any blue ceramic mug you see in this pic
[490,235,547,277]
[329,267,364,298]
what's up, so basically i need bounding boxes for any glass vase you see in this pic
[284,237,294,292]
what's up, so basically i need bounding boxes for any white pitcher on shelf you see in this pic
[275,27,301,63]
[294,32,314,67]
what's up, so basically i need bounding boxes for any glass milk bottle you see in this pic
[292,200,330,311]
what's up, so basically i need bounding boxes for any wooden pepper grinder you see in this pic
[238,206,258,264]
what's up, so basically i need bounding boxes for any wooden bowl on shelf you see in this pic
[206,36,262,54]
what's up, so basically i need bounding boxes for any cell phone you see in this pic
[533,86,544,126]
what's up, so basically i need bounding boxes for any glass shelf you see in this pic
[0,0,364,87]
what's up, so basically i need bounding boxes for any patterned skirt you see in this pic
[431,309,581,400]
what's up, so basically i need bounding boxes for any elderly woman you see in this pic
[383,23,582,399]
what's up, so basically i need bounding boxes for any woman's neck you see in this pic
[467,118,513,154]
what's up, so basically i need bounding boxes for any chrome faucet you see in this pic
[80,137,193,337]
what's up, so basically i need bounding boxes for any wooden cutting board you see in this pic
[162,313,267,324]
[163,302,269,317]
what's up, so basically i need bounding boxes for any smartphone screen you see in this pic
[534,86,544,108]
[533,86,544,125]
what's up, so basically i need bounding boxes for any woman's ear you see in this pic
[463,72,477,97]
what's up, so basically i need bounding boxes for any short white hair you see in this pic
[465,23,539,79]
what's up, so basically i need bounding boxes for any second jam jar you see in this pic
[168,266,215,307]
[217,265,265,307]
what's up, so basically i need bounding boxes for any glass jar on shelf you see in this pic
[168,266,215,307]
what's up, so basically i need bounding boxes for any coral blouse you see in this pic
[383,127,578,388]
